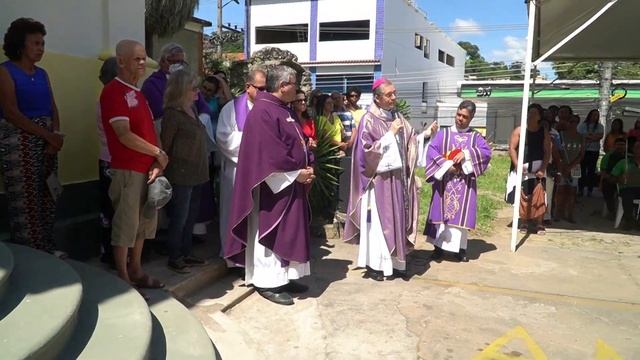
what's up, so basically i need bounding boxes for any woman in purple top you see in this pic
[0,18,64,254]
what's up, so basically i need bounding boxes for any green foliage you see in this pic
[418,154,511,234]
[309,130,342,221]
[458,41,538,80]
[223,38,244,53]
[552,62,640,80]
[396,98,412,120]
[145,0,199,37]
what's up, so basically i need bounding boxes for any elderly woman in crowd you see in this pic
[161,69,209,273]
[0,18,65,255]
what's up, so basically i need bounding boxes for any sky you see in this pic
[195,0,530,64]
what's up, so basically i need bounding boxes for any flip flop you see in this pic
[131,274,165,289]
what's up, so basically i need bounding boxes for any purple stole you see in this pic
[234,92,250,131]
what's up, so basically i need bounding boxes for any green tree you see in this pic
[145,0,199,37]
[552,62,640,80]
[458,41,526,80]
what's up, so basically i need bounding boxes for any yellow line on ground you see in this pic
[414,277,640,311]
[473,326,548,360]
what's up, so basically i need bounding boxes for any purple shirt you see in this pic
[141,70,210,120]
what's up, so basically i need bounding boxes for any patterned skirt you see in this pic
[0,117,58,252]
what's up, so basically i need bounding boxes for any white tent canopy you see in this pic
[533,0,640,63]
[510,0,639,251]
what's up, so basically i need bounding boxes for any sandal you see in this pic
[131,274,165,289]
[536,226,546,235]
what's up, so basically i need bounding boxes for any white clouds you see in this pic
[449,18,484,38]
[492,36,527,61]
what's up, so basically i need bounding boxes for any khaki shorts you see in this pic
[109,169,158,248]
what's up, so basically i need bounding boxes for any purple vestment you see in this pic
[224,92,312,266]
[424,127,492,236]
[343,103,420,260]
[141,70,210,120]
[233,92,250,131]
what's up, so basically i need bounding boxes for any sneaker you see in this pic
[168,258,191,274]
[183,255,207,266]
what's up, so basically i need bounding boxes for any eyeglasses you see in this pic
[248,83,266,91]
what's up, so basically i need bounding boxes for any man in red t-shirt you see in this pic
[100,39,169,290]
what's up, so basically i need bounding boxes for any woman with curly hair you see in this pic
[0,18,64,255]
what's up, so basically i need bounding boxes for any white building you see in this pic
[245,0,470,128]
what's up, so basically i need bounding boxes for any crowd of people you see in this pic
[3,17,637,308]
[507,104,640,233]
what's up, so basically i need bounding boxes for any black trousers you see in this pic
[601,180,618,215]
[619,187,640,223]
[579,151,599,193]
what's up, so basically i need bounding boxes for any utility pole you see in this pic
[598,61,613,131]
[217,0,223,58]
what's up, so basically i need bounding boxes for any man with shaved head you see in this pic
[100,39,168,293]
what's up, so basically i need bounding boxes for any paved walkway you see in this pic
[189,196,640,359]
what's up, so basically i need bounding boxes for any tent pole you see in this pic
[533,0,619,66]
[510,0,538,252]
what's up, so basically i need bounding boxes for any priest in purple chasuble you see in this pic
[224,66,315,306]
[216,69,267,260]
[343,78,420,281]
[424,100,492,262]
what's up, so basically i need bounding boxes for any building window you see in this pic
[315,73,374,93]
[422,82,428,103]
[446,54,455,67]
[414,33,423,50]
[438,50,445,63]
[255,24,308,44]
[423,38,430,58]
[319,20,370,41]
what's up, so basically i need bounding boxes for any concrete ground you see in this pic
[189,193,640,360]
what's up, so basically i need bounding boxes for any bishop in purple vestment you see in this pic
[224,66,314,306]
[424,100,492,262]
[344,78,420,281]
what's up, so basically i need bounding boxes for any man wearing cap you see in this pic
[216,68,267,262]
[344,78,420,281]
[100,39,168,291]
[424,100,492,262]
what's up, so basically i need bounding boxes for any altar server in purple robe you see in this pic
[343,78,420,281]
[224,66,314,306]
[216,69,267,257]
[424,100,492,262]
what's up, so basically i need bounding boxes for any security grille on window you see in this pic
[438,50,445,63]
[319,20,370,41]
[255,24,309,44]
[446,54,455,67]
[423,38,430,58]
[315,73,374,93]
[414,33,423,50]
